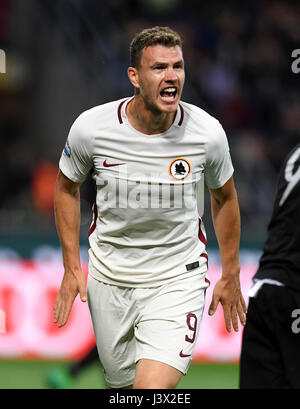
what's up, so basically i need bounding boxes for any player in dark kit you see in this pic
[239,143,300,389]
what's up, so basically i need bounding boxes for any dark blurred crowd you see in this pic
[0,0,299,241]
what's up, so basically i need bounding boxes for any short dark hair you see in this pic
[130,26,183,68]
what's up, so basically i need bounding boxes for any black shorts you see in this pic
[239,283,300,389]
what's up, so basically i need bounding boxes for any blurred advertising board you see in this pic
[0,246,260,361]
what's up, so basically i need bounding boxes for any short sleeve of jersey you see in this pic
[204,121,234,189]
[59,114,93,183]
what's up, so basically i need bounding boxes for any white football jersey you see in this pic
[59,97,234,287]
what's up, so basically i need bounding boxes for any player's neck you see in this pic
[126,95,176,135]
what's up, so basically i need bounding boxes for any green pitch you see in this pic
[0,360,239,389]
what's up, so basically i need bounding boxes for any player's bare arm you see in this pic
[53,170,87,328]
[208,176,247,332]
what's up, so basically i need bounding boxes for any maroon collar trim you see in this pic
[178,104,184,126]
[117,99,128,124]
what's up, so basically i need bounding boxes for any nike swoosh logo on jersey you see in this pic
[179,350,192,358]
[103,160,125,167]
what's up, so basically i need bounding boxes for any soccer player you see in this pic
[45,345,101,389]
[53,26,246,389]
[240,143,300,389]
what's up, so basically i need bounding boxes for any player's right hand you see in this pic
[53,270,87,328]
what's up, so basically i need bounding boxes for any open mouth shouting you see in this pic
[160,87,178,103]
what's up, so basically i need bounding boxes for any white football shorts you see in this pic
[87,272,210,388]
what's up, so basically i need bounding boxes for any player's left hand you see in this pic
[208,275,247,332]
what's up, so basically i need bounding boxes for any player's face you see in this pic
[134,45,185,113]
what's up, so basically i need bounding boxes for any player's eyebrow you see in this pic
[173,59,184,67]
[151,59,184,68]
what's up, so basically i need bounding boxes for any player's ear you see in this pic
[128,67,140,90]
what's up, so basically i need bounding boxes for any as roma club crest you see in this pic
[169,158,191,181]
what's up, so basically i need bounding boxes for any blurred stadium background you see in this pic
[0,0,299,389]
